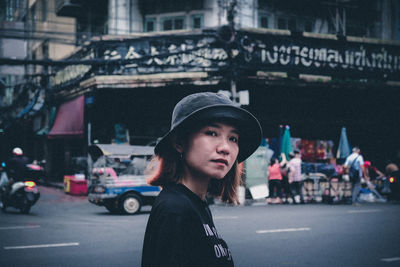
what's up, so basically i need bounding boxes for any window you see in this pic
[4,0,15,21]
[42,42,49,59]
[141,0,203,15]
[304,20,313,33]
[277,17,296,31]
[288,19,296,31]
[41,0,47,21]
[161,16,185,31]
[259,14,269,28]
[31,3,37,31]
[163,19,172,31]
[145,18,157,32]
[277,18,288,30]
[190,14,203,29]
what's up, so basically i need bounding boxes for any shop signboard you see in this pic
[53,29,400,88]
[93,33,228,75]
[235,30,400,81]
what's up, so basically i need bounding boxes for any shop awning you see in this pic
[48,95,84,139]
[88,144,154,159]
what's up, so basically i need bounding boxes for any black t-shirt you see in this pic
[142,183,234,267]
[7,155,29,181]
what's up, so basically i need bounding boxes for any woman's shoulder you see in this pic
[153,184,195,216]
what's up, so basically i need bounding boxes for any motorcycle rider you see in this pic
[385,160,399,177]
[2,147,30,203]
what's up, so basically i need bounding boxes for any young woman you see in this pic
[141,92,262,267]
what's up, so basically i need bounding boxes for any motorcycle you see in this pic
[1,179,40,214]
[388,171,400,200]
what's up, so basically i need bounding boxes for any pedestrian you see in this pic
[267,157,284,204]
[288,150,304,204]
[344,147,365,205]
[141,92,262,267]
[280,159,292,204]
[364,161,385,182]
[363,160,386,202]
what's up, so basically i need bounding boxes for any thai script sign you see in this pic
[236,30,400,80]
[259,45,400,71]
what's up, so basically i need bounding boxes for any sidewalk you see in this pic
[38,179,64,190]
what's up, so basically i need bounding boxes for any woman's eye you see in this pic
[230,136,238,143]
[205,131,217,136]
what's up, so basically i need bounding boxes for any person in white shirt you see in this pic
[288,150,304,204]
[344,147,365,205]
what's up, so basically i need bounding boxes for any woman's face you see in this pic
[180,122,239,180]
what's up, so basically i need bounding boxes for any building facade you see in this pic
[0,0,76,167]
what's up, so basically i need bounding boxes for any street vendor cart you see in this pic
[87,144,160,214]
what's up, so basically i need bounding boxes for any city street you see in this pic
[1,185,400,267]
[2,2,400,267]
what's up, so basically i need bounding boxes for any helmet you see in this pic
[12,147,23,156]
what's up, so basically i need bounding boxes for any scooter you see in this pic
[1,180,40,214]
[388,171,400,200]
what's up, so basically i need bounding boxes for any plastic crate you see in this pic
[69,178,87,196]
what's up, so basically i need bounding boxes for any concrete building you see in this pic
[0,0,76,163]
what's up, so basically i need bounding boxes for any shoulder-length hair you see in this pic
[146,128,243,204]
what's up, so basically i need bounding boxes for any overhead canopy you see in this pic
[88,144,154,160]
[48,95,84,139]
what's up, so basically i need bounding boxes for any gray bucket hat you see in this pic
[155,92,262,162]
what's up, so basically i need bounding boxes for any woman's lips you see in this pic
[211,159,228,166]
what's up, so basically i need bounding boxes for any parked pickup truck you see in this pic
[87,144,160,214]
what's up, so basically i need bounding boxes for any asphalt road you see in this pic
[1,186,400,267]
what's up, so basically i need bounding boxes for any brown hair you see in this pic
[146,125,243,204]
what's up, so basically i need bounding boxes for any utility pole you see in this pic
[227,0,238,105]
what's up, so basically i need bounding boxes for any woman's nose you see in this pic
[216,138,230,155]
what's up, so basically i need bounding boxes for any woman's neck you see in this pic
[180,170,210,200]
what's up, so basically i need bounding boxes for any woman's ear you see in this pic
[171,134,184,153]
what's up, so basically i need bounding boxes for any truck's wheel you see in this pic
[119,194,142,215]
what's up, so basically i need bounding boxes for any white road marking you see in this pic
[347,209,380,214]
[214,216,238,220]
[251,202,268,206]
[257,227,311,234]
[381,257,400,262]
[0,225,40,230]
[4,242,79,250]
